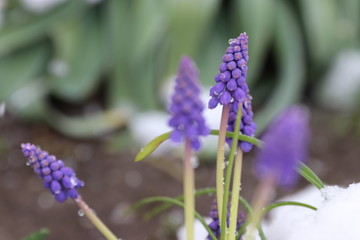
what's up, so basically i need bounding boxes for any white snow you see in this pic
[177,217,212,240]
[264,183,360,240]
[20,0,67,13]
[177,183,360,240]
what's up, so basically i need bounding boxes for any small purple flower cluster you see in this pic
[168,56,210,151]
[208,33,256,152]
[254,106,310,188]
[207,199,245,239]
[21,143,84,203]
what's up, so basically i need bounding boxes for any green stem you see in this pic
[228,147,243,240]
[216,104,230,227]
[183,140,194,240]
[220,103,242,240]
[75,196,119,240]
[243,176,276,240]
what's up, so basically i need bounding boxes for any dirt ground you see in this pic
[1,107,360,240]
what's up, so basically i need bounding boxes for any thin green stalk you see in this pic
[244,176,276,240]
[228,146,243,240]
[183,140,194,240]
[75,196,119,240]
[216,104,230,227]
[220,103,242,240]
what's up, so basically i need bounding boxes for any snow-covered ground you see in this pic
[264,183,360,240]
[178,183,360,240]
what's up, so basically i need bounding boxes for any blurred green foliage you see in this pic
[1,0,360,137]
[21,228,49,240]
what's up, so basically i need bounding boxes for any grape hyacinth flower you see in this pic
[208,32,256,152]
[168,56,209,240]
[209,33,256,240]
[168,56,210,151]
[21,143,84,203]
[244,106,310,240]
[254,105,310,188]
[207,199,245,240]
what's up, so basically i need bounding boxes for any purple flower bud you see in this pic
[232,88,245,101]
[219,71,231,82]
[254,106,310,189]
[42,167,51,176]
[55,191,67,203]
[231,68,242,79]
[212,82,225,96]
[226,79,237,91]
[226,46,234,53]
[51,181,62,194]
[52,170,63,180]
[219,91,231,105]
[208,97,219,109]
[67,189,79,199]
[227,61,237,70]
[219,63,227,72]
[21,143,84,203]
[168,56,209,151]
[43,175,52,183]
[222,54,234,62]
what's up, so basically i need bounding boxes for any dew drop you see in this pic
[228,38,237,45]
[190,156,199,169]
[25,161,31,166]
[77,209,85,217]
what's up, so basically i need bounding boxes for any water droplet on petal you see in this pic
[228,38,237,44]
[77,209,85,217]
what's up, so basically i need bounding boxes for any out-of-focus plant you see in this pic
[1,0,360,139]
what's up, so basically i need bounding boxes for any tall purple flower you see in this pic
[254,106,310,188]
[168,56,210,151]
[208,33,256,152]
[207,199,245,239]
[21,143,84,203]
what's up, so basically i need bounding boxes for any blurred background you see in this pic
[2,0,360,239]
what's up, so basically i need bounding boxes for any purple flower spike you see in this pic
[208,33,256,152]
[207,199,245,239]
[168,56,210,151]
[254,106,310,189]
[21,143,84,203]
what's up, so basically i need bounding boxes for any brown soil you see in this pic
[0,107,359,240]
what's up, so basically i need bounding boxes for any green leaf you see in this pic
[128,196,217,240]
[143,188,216,220]
[0,44,48,102]
[21,229,49,240]
[135,132,171,162]
[134,130,263,162]
[235,0,275,88]
[0,1,84,56]
[48,11,105,102]
[254,1,305,134]
[298,162,325,189]
[263,201,317,214]
[43,108,127,139]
